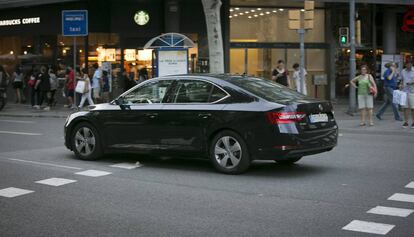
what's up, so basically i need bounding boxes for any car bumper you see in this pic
[252,127,338,160]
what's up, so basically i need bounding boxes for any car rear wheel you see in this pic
[210,130,250,174]
[275,156,303,165]
[72,122,102,160]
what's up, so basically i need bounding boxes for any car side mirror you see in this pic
[115,97,130,110]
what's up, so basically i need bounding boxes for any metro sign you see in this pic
[402,8,414,33]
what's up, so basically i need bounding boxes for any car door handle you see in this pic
[145,113,158,119]
[198,113,212,119]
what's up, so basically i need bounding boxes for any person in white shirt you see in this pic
[78,68,94,109]
[91,63,102,103]
[400,61,414,128]
[293,63,308,95]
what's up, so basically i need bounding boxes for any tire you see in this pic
[209,130,250,174]
[275,156,303,165]
[71,122,102,161]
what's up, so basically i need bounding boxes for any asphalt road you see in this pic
[0,116,413,237]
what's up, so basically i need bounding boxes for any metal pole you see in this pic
[348,0,357,114]
[244,48,248,75]
[73,37,77,107]
[299,28,305,94]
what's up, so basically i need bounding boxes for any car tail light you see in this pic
[266,112,306,124]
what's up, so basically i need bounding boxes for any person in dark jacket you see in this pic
[35,65,52,110]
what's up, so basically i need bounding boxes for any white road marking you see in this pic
[342,220,395,235]
[0,119,35,124]
[110,162,141,169]
[388,193,414,203]
[0,187,34,198]
[367,206,414,217]
[7,158,82,170]
[405,182,414,189]
[75,170,112,177]
[0,130,42,136]
[35,178,77,187]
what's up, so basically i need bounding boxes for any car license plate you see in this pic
[310,113,328,123]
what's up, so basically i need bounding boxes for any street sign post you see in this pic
[62,10,88,108]
[288,1,314,95]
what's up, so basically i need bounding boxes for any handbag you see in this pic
[393,90,408,106]
[75,80,86,94]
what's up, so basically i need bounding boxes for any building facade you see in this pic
[0,0,413,99]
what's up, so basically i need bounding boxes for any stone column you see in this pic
[383,9,397,54]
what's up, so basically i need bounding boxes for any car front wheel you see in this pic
[210,130,250,174]
[71,122,102,160]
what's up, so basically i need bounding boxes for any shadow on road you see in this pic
[91,153,330,178]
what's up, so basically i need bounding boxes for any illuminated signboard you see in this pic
[0,17,40,26]
[134,11,150,26]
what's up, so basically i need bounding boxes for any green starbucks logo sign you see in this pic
[134,11,149,26]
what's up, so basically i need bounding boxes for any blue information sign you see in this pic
[62,10,88,36]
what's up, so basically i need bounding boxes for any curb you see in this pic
[0,113,69,119]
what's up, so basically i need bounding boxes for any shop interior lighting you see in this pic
[9,51,13,55]
[234,14,238,16]
[279,8,284,11]
[248,16,252,19]
[259,13,264,16]
[23,51,27,55]
[239,12,244,15]
[235,7,239,10]
[257,8,262,10]
[301,9,305,12]
[229,15,232,18]
[79,49,82,53]
[266,12,270,14]
[245,11,249,14]
[272,10,277,13]
[27,45,32,47]
[254,14,258,17]
[62,49,67,54]
[250,9,255,12]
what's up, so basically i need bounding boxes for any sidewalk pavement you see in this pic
[0,101,413,135]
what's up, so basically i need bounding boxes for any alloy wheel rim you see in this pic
[214,136,242,169]
[74,127,96,156]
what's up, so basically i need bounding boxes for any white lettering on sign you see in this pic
[0,17,40,26]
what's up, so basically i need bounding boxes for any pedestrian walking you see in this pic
[350,65,378,126]
[35,65,52,110]
[12,67,24,103]
[376,62,402,121]
[78,68,94,109]
[91,63,102,103]
[64,66,75,109]
[49,68,58,107]
[28,68,39,108]
[272,60,290,87]
[102,70,110,103]
[292,63,308,95]
[400,61,414,128]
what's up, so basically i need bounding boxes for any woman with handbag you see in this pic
[350,65,378,126]
[77,68,94,110]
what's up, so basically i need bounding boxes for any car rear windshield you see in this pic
[226,76,307,102]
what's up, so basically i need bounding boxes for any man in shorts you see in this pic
[401,61,414,128]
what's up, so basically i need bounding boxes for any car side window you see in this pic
[172,80,228,103]
[123,80,174,104]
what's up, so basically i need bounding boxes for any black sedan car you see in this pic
[64,74,338,174]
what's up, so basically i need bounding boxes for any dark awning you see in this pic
[0,0,80,9]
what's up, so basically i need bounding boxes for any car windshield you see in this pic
[226,76,307,102]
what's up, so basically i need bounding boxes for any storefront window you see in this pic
[230,8,325,43]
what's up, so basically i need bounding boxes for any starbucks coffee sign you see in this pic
[134,11,149,26]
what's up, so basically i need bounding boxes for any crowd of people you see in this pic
[0,63,149,111]
[351,61,414,128]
